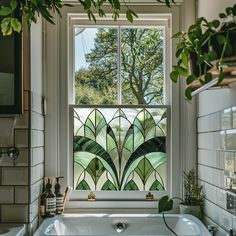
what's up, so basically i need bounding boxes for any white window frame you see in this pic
[65,14,172,207]
[44,4,192,208]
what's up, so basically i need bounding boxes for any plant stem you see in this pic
[162,213,177,236]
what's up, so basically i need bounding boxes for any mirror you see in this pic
[0,1,22,114]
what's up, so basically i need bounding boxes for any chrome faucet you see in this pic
[208,225,217,236]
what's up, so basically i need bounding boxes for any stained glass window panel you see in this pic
[73,107,167,191]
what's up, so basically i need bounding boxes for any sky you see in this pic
[74,28,98,71]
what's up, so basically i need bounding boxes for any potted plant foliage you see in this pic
[158,169,204,219]
[0,0,176,36]
[170,3,236,100]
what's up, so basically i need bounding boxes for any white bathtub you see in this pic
[34,214,211,236]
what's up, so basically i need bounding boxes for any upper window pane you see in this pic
[74,26,164,105]
[121,28,164,105]
[74,27,118,105]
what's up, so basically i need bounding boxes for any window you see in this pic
[70,15,171,198]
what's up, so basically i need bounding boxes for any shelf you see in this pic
[189,65,236,97]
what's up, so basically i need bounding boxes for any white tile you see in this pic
[0,186,14,203]
[0,151,14,166]
[2,167,28,185]
[15,186,29,204]
[214,132,221,150]
[220,131,226,150]
[15,148,29,166]
[15,129,28,148]
[31,92,42,114]
[31,147,44,166]
[221,108,232,130]
[218,208,233,231]
[31,112,44,130]
[226,130,236,150]
[30,180,43,203]
[31,130,44,148]
[31,163,44,184]
[1,205,28,223]
[198,116,209,133]
[233,107,236,129]
[15,112,29,128]
[201,182,216,204]
[216,188,226,209]
[28,216,38,234]
[29,199,39,222]
[0,118,14,146]
[204,200,218,222]
[219,151,226,170]
[211,112,221,131]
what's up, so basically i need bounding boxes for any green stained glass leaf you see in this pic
[150,180,165,191]
[124,180,139,190]
[135,158,153,183]
[121,152,166,190]
[85,158,105,183]
[74,136,119,188]
[101,180,117,190]
[76,179,90,190]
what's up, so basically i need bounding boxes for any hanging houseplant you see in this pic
[0,0,177,36]
[170,3,236,100]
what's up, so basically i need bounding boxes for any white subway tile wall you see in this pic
[0,92,45,232]
[15,186,29,204]
[198,105,236,234]
[0,186,14,203]
[1,205,28,223]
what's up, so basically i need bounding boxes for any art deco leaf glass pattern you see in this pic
[73,107,167,191]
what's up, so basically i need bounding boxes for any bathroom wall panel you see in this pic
[198,97,236,233]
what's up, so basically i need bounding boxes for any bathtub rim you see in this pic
[34,213,210,236]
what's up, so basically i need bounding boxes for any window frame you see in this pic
[64,14,172,205]
[43,2,189,208]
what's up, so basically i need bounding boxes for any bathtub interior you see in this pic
[40,214,204,236]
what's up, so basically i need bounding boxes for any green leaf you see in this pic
[216,34,226,45]
[225,7,232,15]
[185,87,192,101]
[181,51,189,68]
[205,73,212,83]
[158,195,173,213]
[98,9,105,17]
[0,7,12,16]
[126,9,133,23]
[10,0,17,10]
[84,0,92,10]
[186,75,197,85]
[170,71,179,83]
[113,0,121,10]
[172,31,183,39]
[164,0,171,8]
[173,65,188,77]
[218,71,225,84]
[219,13,227,18]
[11,18,21,33]
[1,17,11,36]
[212,20,220,28]
[232,4,236,16]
